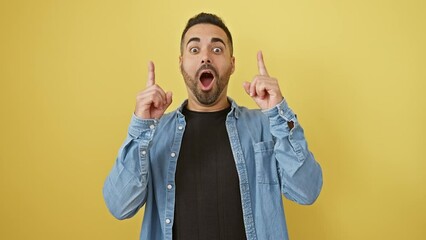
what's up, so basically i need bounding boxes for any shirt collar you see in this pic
[176,97,241,119]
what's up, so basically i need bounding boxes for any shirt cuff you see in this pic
[262,99,297,123]
[128,114,159,138]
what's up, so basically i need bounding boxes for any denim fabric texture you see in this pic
[103,98,323,240]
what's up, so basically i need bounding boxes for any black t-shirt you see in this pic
[173,106,246,240]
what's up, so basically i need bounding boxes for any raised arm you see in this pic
[244,52,322,204]
[103,61,172,219]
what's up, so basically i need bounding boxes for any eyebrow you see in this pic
[211,37,226,46]
[186,37,200,47]
[186,37,227,48]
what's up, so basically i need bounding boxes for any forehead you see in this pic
[183,24,229,44]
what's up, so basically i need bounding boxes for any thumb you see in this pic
[165,91,173,108]
[243,81,251,95]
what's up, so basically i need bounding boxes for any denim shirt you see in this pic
[103,98,323,240]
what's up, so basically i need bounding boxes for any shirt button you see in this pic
[178,125,183,130]
[149,124,155,130]
[167,184,173,190]
[279,110,284,115]
[165,219,171,224]
[141,150,146,156]
[170,152,176,158]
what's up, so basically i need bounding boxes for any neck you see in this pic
[186,96,230,112]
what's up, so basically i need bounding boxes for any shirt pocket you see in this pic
[253,141,279,185]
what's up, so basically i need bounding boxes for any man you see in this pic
[103,12,323,240]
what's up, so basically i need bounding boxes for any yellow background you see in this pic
[1,0,425,239]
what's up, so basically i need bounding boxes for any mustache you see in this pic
[196,64,218,78]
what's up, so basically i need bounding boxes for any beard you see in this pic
[180,64,232,106]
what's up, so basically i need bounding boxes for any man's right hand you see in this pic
[134,61,173,119]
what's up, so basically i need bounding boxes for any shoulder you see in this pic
[158,109,179,125]
[235,105,269,124]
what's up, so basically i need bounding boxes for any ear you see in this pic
[231,56,236,74]
[179,55,182,65]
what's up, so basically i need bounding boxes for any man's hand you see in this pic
[243,51,284,110]
[134,61,173,119]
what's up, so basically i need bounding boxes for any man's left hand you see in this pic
[243,51,284,110]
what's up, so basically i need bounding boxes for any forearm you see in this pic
[263,100,323,204]
[103,115,158,219]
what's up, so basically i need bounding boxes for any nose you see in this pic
[200,49,211,64]
[201,59,211,64]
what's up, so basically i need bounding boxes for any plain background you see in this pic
[1,0,425,239]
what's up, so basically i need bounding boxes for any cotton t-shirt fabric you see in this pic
[172,106,247,240]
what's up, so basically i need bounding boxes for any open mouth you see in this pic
[199,71,215,89]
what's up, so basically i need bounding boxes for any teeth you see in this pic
[200,71,213,78]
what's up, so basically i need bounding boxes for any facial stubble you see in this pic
[180,64,233,106]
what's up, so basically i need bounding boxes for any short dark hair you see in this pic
[180,12,233,55]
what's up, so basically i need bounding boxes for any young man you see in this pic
[103,13,323,240]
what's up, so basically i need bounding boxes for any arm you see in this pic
[102,116,158,219]
[103,61,172,219]
[244,51,322,204]
[263,100,323,204]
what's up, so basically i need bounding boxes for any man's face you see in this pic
[180,24,235,107]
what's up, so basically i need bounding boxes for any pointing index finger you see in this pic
[146,61,155,87]
[257,51,269,76]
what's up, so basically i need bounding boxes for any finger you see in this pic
[151,92,165,108]
[139,87,167,108]
[249,78,257,97]
[152,86,167,105]
[255,81,267,99]
[257,51,269,76]
[242,81,251,95]
[251,77,264,98]
[146,61,155,87]
[138,85,167,102]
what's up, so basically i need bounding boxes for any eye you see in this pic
[189,47,199,54]
[212,47,222,54]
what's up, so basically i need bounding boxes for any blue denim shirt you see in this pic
[103,98,323,240]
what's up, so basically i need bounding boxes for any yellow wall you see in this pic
[1,0,425,239]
